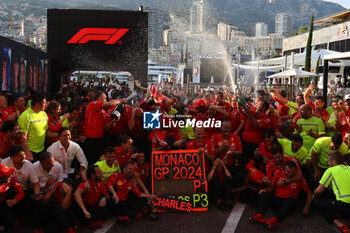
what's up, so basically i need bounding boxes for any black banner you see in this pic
[47,9,148,94]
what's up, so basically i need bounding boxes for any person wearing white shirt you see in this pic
[1,145,34,191]
[30,151,68,232]
[1,145,36,218]
[47,127,88,178]
[31,151,65,196]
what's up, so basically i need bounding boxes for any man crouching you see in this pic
[107,161,156,226]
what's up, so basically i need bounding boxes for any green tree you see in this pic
[304,13,314,86]
[298,26,308,34]
[314,55,321,83]
[292,30,297,36]
[26,42,36,49]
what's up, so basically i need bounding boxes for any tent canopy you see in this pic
[246,49,341,67]
[267,68,320,79]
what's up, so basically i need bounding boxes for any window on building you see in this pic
[340,40,346,52]
[283,48,300,56]
[329,66,341,73]
[330,41,340,52]
[345,39,350,52]
[314,43,327,50]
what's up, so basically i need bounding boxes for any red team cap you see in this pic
[0,164,15,177]
[191,99,207,109]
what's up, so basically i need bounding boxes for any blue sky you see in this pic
[324,0,350,8]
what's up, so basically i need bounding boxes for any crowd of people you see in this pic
[0,79,350,233]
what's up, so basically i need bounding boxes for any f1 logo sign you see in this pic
[67,28,129,44]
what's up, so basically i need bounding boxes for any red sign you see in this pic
[151,150,208,212]
[67,28,129,44]
[153,197,192,213]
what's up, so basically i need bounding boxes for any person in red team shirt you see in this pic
[149,119,183,151]
[272,90,289,118]
[2,94,26,121]
[0,164,24,231]
[128,107,149,164]
[186,127,215,173]
[0,120,20,158]
[254,129,278,170]
[45,101,68,145]
[74,165,111,229]
[265,147,302,183]
[208,158,233,210]
[212,91,231,120]
[138,85,160,112]
[133,152,151,187]
[329,99,349,137]
[84,91,127,164]
[270,90,304,125]
[35,178,77,233]
[344,132,350,147]
[231,155,267,205]
[212,120,242,168]
[304,84,330,122]
[249,161,312,228]
[129,107,147,149]
[229,106,245,136]
[104,105,133,147]
[114,134,136,169]
[241,99,274,157]
[107,162,156,226]
[188,98,208,122]
[0,94,8,130]
[203,105,220,139]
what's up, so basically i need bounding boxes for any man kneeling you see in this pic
[74,165,111,229]
[249,160,312,228]
[106,161,156,226]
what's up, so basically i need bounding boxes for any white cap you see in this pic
[335,78,341,83]
[345,94,350,100]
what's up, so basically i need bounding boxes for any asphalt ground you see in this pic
[7,201,343,233]
[234,204,336,233]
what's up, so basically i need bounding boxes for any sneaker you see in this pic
[66,227,76,233]
[249,213,266,224]
[337,225,350,233]
[147,209,159,221]
[89,220,103,229]
[118,216,131,226]
[266,217,278,228]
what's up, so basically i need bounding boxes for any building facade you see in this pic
[255,22,268,37]
[149,45,181,67]
[283,21,350,55]
[253,33,283,56]
[144,7,164,49]
[217,22,238,41]
[275,13,292,37]
[190,0,206,34]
